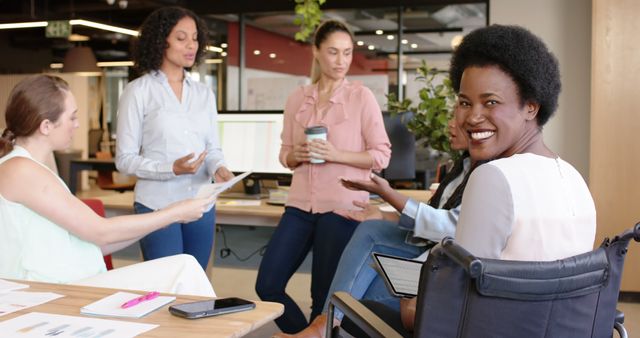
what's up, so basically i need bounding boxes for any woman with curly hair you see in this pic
[321,24,597,338]
[116,7,233,271]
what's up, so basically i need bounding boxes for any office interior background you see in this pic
[0,0,638,325]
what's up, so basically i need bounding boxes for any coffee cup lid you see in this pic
[305,125,328,135]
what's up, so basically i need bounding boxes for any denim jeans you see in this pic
[255,207,359,334]
[323,219,425,319]
[134,202,216,271]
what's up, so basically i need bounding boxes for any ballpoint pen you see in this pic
[121,291,160,309]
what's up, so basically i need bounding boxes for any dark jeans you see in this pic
[255,206,359,333]
[134,202,216,271]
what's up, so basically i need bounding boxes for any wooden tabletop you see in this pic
[2,280,283,337]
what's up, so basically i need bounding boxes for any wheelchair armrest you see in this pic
[327,292,403,338]
[440,237,484,278]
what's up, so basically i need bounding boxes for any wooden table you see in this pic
[96,190,433,227]
[2,280,283,338]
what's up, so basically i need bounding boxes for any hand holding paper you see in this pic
[196,172,251,199]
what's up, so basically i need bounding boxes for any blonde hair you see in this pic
[310,20,355,84]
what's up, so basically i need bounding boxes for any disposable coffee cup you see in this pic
[305,126,328,164]
[429,183,440,194]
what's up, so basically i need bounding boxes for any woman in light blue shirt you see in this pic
[116,7,233,270]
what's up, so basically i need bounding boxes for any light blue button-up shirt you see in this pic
[115,70,226,210]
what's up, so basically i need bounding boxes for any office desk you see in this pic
[96,190,432,227]
[2,280,283,338]
[68,158,118,195]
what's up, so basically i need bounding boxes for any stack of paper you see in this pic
[81,292,175,318]
[0,279,29,293]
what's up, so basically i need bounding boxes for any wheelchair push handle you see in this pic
[441,237,483,278]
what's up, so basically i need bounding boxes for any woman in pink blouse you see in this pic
[255,20,391,335]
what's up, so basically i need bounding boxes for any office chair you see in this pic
[327,223,640,338]
[94,151,136,193]
[80,198,114,270]
[87,129,104,158]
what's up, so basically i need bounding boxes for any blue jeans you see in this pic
[255,207,359,334]
[134,202,216,271]
[323,219,425,319]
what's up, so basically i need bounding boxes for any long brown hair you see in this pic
[0,75,70,157]
[310,20,354,84]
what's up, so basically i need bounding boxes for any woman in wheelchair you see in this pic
[290,24,598,337]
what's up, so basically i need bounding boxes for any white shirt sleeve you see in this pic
[399,198,459,242]
[455,163,514,259]
[115,84,175,180]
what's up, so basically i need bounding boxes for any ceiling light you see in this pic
[69,19,138,36]
[368,45,375,50]
[62,46,102,76]
[221,51,227,57]
[97,61,134,67]
[205,59,223,64]
[401,39,408,44]
[68,34,89,42]
[269,53,277,59]
[253,50,261,55]
[356,40,364,46]
[410,43,418,49]
[50,63,63,69]
[221,43,228,48]
[451,34,464,49]
[386,35,394,40]
[0,21,47,29]
[206,45,223,53]
[375,30,383,35]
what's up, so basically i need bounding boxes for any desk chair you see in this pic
[80,198,114,270]
[87,129,104,158]
[95,151,135,193]
[328,223,640,338]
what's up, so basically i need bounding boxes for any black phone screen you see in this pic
[169,297,255,318]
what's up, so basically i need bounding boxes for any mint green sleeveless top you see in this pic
[0,146,106,283]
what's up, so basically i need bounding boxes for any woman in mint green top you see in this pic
[0,75,216,296]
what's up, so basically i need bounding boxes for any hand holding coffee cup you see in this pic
[305,126,328,164]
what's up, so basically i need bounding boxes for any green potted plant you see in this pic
[293,0,326,41]
[387,61,461,161]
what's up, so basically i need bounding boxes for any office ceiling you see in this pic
[0,0,487,69]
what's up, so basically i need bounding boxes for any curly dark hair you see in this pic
[449,24,561,126]
[132,6,208,75]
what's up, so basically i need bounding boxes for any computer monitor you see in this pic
[382,111,416,181]
[217,112,292,193]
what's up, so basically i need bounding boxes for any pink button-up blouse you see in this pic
[279,79,391,213]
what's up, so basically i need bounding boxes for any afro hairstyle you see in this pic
[449,24,561,126]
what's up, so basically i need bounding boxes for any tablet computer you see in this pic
[372,252,423,298]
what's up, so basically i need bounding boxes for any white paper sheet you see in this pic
[0,279,29,293]
[196,172,252,199]
[0,312,157,337]
[0,291,63,317]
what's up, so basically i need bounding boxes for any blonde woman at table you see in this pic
[0,75,215,297]
[116,7,233,271]
[255,20,392,334]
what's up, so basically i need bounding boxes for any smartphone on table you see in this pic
[169,297,256,319]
